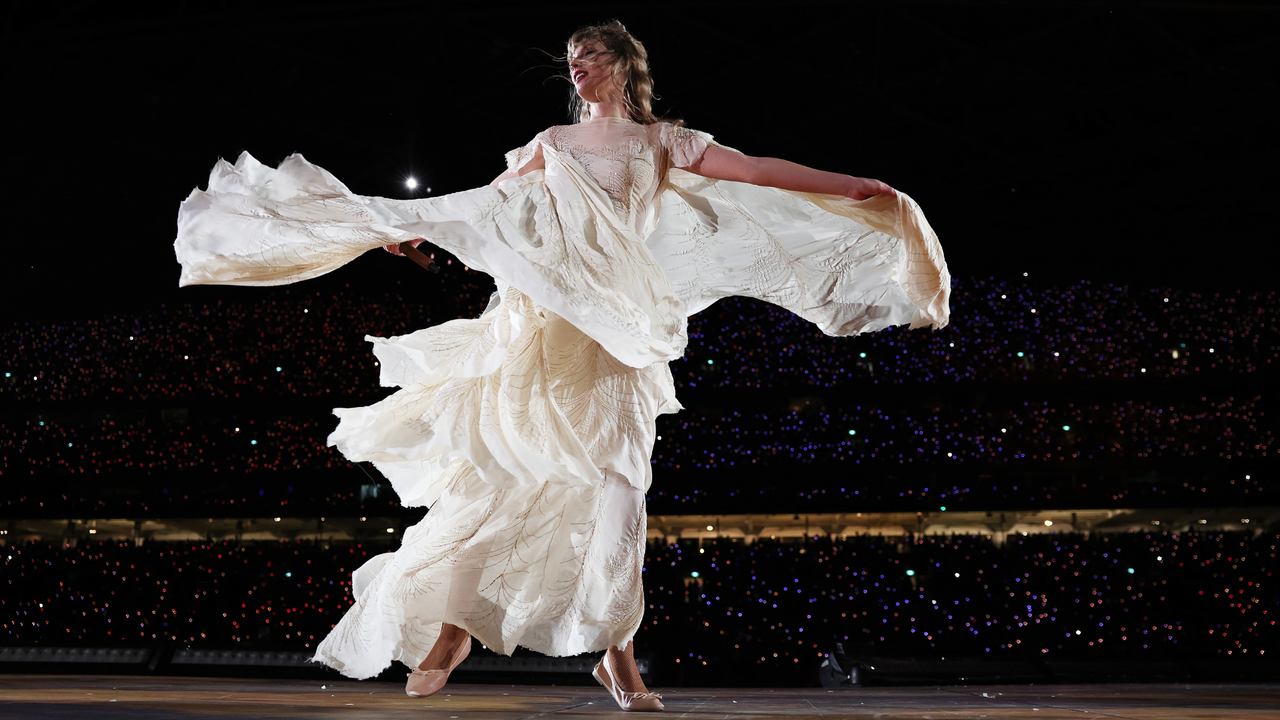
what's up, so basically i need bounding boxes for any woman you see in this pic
[174,20,948,712]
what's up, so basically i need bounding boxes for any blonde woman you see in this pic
[174,20,949,712]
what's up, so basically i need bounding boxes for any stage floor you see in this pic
[1,675,1278,719]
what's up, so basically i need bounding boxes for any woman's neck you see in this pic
[587,99,629,121]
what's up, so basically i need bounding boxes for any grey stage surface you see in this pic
[1,675,1279,719]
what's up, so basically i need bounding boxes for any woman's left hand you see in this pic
[845,177,897,201]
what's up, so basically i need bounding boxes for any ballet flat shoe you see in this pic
[593,651,664,712]
[406,634,472,698]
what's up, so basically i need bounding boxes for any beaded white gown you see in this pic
[173,117,950,679]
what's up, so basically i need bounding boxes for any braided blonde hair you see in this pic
[566,20,673,126]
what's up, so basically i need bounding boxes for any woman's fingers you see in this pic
[385,239,429,256]
[848,178,898,200]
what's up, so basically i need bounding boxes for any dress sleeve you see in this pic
[503,134,543,174]
[655,122,714,168]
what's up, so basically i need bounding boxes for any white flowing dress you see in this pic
[173,117,950,679]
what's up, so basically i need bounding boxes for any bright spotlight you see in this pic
[406,177,418,189]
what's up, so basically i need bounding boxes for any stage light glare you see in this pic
[906,570,915,576]
[1062,425,1071,431]
[406,177,418,189]
[1044,520,1053,526]
[707,525,714,531]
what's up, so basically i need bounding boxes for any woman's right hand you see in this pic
[384,239,424,256]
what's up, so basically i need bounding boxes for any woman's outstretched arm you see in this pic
[386,147,547,255]
[684,145,895,201]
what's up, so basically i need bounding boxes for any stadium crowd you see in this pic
[3,532,1274,684]
[3,279,1276,403]
[2,393,1270,515]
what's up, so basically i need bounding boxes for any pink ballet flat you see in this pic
[593,651,664,712]
[405,634,472,698]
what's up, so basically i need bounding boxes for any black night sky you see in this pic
[5,1,1276,324]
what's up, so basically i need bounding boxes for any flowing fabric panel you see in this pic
[175,151,687,369]
[649,170,950,336]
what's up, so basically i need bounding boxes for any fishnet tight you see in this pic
[607,641,649,693]
[417,623,470,671]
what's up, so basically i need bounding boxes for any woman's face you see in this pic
[569,40,618,103]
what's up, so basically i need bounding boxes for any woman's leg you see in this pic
[606,639,650,693]
[417,622,471,671]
